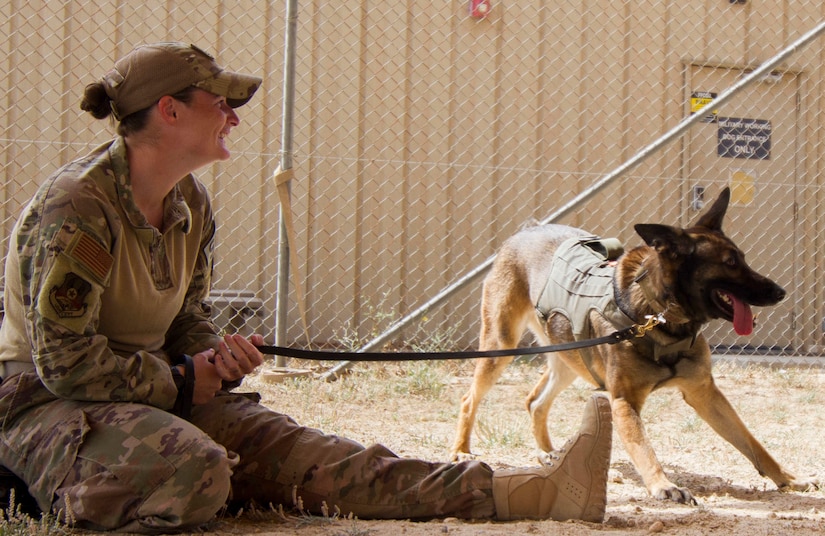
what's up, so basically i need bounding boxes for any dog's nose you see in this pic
[772,285,786,302]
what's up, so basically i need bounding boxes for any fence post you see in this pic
[274,0,300,367]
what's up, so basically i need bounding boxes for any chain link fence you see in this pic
[2,2,825,367]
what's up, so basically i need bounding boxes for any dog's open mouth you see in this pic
[713,290,754,336]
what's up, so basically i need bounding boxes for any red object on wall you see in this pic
[469,0,491,19]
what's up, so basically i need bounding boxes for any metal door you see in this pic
[684,64,798,351]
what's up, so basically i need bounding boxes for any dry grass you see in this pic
[202,357,825,535]
[10,358,824,535]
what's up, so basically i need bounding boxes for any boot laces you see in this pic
[543,438,572,465]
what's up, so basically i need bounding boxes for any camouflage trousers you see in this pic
[0,371,495,532]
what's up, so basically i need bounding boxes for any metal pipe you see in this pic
[320,19,825,381]
[275,0,299,367]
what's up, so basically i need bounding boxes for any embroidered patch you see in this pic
[48,272,92,318]
[39,255,102,334]
[65,231,113,283]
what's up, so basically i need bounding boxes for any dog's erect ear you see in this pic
[693,187,730,231]
[634,223,695,258]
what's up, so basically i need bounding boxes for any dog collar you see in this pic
[633,269,691,324]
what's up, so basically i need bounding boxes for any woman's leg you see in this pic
[191,394,496,520]
[194,391,614,523]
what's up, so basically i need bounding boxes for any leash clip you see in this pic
[634,313,665,338]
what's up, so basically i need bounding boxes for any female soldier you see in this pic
[0,42,612,532]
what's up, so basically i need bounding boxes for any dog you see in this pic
[450,187,819,504]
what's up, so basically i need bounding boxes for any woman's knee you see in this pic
[53,405,238,532]
[135,438,237,531]
[57,435,235,532]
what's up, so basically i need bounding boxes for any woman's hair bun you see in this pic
[80,81,113,120]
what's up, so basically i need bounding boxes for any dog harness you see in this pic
[535,235,696,387]
[534,236,635,388]
[535,235,634,335]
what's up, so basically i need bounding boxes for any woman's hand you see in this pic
[184,334,265,406]
[213,333,265,382]
[189,349,223,405]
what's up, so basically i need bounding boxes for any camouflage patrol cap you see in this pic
[101,42,262,120]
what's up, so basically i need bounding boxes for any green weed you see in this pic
[0,491,70,536]
[476,414,528,451]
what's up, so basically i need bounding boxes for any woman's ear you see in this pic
[156,95,179,123]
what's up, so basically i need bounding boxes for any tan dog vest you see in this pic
[535,236,635,340]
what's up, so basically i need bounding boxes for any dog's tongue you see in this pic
[728,292,754,336]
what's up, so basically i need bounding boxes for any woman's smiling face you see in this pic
[176,88,241,165]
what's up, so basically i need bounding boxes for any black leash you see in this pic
[256,324,642,362]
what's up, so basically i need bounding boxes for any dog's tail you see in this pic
[517,218,542,232]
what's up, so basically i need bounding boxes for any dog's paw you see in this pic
[451,451,478,462]
[652,485,698,505]
[536,450,562,466]
[782,476,821,492]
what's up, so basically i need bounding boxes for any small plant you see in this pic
[409,318,458,355]
[476,414,528,451]
[680,415,703,434]
[334,293,461,357]
[289,489,373,536]
[392,362,447,399]
[0,490,70,536]
[331,520,374,536]
[335,291,401,351]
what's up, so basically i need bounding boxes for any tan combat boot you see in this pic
[492,392,612,522]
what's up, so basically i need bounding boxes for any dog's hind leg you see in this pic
[526,353,578,463]
[450,354,517,461]
[450,268,534,461]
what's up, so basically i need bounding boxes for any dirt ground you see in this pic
[194,358,824,536]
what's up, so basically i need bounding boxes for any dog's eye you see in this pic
[725,256,737,267]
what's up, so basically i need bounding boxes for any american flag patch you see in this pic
[66,231,113,282]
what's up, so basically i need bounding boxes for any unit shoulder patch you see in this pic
[48,272,92,319]
[38,255,102,335]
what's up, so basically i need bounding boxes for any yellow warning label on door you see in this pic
[690,91,717,123]
[730,170,755,205]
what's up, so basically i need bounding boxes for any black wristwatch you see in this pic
[171,355,195,420]
[171,366,186,391]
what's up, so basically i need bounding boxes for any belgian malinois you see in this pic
[451,187,819,503]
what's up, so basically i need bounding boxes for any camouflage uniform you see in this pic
[0,138,495,532]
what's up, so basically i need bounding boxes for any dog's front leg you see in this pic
[612,396,697,504]
[681,380,820,492]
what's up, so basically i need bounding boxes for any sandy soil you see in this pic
[193,359,824,536]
